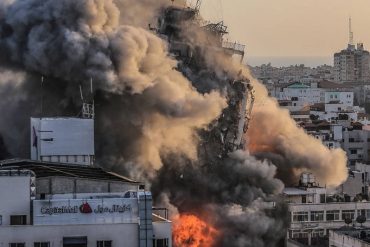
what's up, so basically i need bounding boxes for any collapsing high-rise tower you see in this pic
[155,2,255,159]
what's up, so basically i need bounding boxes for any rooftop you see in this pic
[286,82,310,89]
[318,80,352,89]
[0,159,139,184]
[283,188,315,196]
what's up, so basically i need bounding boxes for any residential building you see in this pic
[285,173,370,246]
[278,82,322,111]
[342,125,370,166]
[277,81,354,112]
[334,43,370,83]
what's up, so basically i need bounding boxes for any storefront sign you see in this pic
[33,198,138,225]
[40,202,132,215]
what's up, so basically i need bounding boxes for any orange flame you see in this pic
[173,214,219,247]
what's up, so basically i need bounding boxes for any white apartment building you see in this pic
[325,91,354,107]
[278,81,354,112]
[285,173,370,246]
[279,82,322,111]
[0,115,172,247]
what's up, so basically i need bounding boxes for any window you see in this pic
[34,243,50,247]
[97,241,112,247]
[292,212,309,222]
[350,149,358,155]
[63,236,87,247]
[9,244,25,247]
[0,215,2,225]
[326,210,340,221]
[342,210,355,220]
[311,229,325,238]
[360,209,370,220]
[153,239,169,247]
[320,194,326,203]
[349,138,355,143]
[301,195,306,203]
[290,230,308,239]
[10,215,27,225]
[310,211,324,222]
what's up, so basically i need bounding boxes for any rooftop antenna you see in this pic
[40,76,44,117]
[79,84,84,102]
[79,80,95,119]
[90,77,93,94]
[349,17,354,46]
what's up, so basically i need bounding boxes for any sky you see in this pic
[198,0,370,65]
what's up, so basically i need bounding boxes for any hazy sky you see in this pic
[200,0,370,58]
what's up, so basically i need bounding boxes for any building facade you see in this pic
[0,160,172,247]
[0,115,172,247]
[334,43,370,83]
[285,174,370,246]
[342,128,370,166]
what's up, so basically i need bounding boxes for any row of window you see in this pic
[290,229,325,239]
[347,137,370,143]
[9,241,112,247]
[40,155,91,163]
[292,209,370,222]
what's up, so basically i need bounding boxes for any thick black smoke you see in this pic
[152,151,289,246]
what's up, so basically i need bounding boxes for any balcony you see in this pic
[222,41,245,55]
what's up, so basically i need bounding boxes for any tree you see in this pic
[345,217,352,226]
[357,215,366,227]
[309,114,319,121]
[339,114,349,120]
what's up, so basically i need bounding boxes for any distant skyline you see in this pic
[246,56,333,67]
[200,0,370,65]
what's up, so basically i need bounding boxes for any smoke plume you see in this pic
[175,19,348,187]
[0,0,348,246]
[248,81,348,187]
[0,0,226,173]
